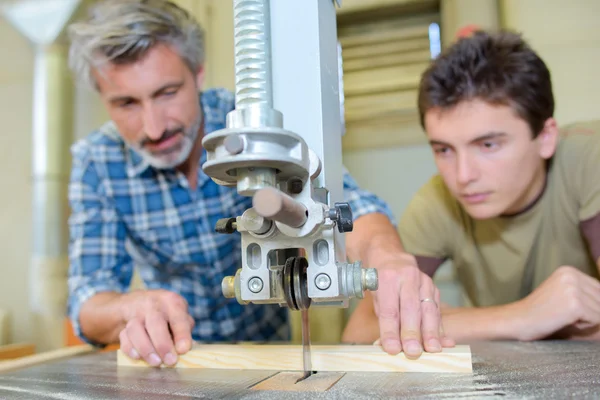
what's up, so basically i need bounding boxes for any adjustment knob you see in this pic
[215,217,237,234]
[328,202,353,233]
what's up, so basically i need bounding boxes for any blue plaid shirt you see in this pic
[67,88,395,345]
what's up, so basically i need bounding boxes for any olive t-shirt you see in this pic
[398,121,600,307]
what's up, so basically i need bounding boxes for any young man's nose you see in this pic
[456,153,479,185]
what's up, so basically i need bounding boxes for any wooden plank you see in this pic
[0,344,95,374]
[250,372,345,392]
[343,63,425,96]
[117,344,472,373]
[336,1,439,24]
[343,114,427,150]
[0,343,35,360]
[339,24,430,48]
[343,50,431,73]
[344,90,419,117]
[341,38,430,60]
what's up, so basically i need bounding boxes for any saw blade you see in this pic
[297,308,312,383]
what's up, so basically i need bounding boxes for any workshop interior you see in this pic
[0,0,599,397]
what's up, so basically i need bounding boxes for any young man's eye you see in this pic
[434,147,450,154]
[481,141,499,150]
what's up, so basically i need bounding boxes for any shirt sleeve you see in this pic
[342,167,397,225]
[572,126,600,261]
[67,145,133,345]
[575,130,600,222]
[398,176,455,264]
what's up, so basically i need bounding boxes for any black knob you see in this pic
[215,217,237,234]
[328,202,353,233]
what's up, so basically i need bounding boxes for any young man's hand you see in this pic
[118,289,195,366]
[516,266,600,341]
[371,253,455,358]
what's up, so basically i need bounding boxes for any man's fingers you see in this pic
[119,329,138,360]
[399,267,424,359]
[125,318,162,367]
[162,294,193,355]
[375,269,402,355]
[146,311,178,366]
[168,312,194,355]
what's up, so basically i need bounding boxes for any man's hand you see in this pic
[118,289,195,367]
[373,253,455,358]
[516,266,600,341]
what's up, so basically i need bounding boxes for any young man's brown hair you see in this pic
[418,30,554,138]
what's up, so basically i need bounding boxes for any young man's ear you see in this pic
[537,117,559,160]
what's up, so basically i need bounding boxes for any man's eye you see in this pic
[118,100,134,108]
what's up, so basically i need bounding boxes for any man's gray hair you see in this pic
[68,0,205,89]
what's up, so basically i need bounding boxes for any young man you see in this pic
[66,0,453,368]
[343,30,600,344]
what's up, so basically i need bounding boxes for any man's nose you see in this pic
[456,153,479,186]
[142,104,166,140]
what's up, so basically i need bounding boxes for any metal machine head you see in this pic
[201,0,378,311]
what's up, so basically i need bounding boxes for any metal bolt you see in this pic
[224,134,244,155]
[248,277,264,293]
[222,276,236,298]
[315,273,331,290]
[287,178,303,194]
[362,268,378,291]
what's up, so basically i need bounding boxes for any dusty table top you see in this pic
[0,341,598,399]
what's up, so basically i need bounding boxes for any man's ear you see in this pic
[537,117,559,160]
[195,66,206,89]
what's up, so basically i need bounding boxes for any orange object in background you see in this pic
[65,319,85,346]
[456,24,481,38]
[65,319,119,352]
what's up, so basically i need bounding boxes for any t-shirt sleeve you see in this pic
[398,176,456,274]
[571,125,600,261]
[576,131,600,222]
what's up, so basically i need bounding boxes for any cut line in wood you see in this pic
[250,371,345,392]
[117,344,472,373]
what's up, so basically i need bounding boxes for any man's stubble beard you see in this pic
[137,112,203,170]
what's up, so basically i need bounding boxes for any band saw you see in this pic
[200,0,379,382]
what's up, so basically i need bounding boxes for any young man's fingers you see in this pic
[374,269,402,355]
[125,318,162,367]
[420,283,442,353]
[578,289,600,324]
[146,311,178,366]
[398,267,424,359]
[435,287,456,348]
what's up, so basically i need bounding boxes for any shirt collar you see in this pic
[197,149,211,189]
[125,146,150,178]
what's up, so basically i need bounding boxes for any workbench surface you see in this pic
[0,341,598,399]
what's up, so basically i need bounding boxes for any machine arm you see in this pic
[201,0,377,322]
